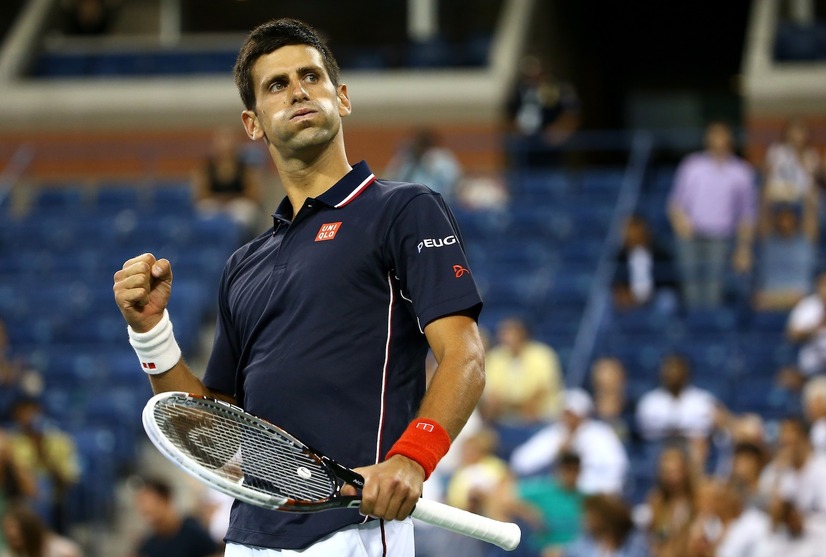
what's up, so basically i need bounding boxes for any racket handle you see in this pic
[411,498,521,551]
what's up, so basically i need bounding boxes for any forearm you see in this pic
[148,358,235,403]
[416,334,485,440]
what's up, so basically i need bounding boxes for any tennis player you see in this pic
[113,18,486,556]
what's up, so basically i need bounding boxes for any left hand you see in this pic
[340,455,425,520]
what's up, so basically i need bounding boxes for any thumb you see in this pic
[340,484,358,497]
[151,258,173,283]
[340,465,367,497]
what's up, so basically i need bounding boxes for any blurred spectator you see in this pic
[492,451,584,556]
[444,428,509,515]
[505,55,580,169]
[758,417,826,519]
[384,129,462,200]
[753,498,826,557]
[133,476,218,557]
[193,127,264,242]
[511,389,628,494]
[645,446,696,557]
[667,121,757,310]
[0,504,81,557]
[728,442,769,510]
[589,358,634,444]
[804,376,826,453]
[5,396,78,535]
[636,354,718,468]
[0,428,36,506]
[0,428,37,553]
[195,488,233,551]
[455,174,508,211]
[685,478,769,557]
[787,271,826,377]
[60,0,117,35]
[753,203,817,311]
[0,321,43,423]
[762,118,821,210]
[562,494,650,557]
[612,215,677,312]
[481,317,563,424]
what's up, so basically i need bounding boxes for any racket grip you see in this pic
[411,498,521,551]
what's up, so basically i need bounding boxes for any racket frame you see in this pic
[142,391,364,512]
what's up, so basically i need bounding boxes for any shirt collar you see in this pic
[272,161,376,224]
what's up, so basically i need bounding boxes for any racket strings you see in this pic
[154,399,337,502]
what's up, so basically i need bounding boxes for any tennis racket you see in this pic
[142,391,521,551]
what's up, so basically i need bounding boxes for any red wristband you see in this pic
[385,418,451,480]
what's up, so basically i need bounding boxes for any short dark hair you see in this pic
[234,18,341,111]
[138,476,173,501]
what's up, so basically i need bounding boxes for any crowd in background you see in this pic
[411,115,826,557]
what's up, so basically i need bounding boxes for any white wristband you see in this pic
[128,309,182,375]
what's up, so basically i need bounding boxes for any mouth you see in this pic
[290,108,317,121]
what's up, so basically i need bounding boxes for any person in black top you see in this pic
[133,477,218,557]
[194,127,264,241]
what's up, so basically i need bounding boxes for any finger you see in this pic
[340,484,358,497]
[117,273,151,291]
[115,260,153,282]
[151,258,173,281]
[116,287,150,307]
[358,477,379,518]
[121,253,156,271]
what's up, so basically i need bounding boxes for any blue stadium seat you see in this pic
[684,308,737,331]
[747,311,789,334]
[67,427,117,523]
[33,186,88,214]
[405,37,454,68]
[774,21,826,61]
[94,185,143,212]
[580,168,624,195]
[148,182,194,213]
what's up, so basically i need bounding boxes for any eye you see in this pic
[305,73,318,83]
[268,80,286,92]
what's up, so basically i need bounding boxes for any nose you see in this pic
[289,78,309,103]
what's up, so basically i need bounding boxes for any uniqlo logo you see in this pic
[315,222,342,242]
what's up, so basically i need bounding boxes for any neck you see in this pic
[271,135,351,217]
[156,511,182,535]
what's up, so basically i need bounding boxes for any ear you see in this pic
[242,110,264,141]
[337,84,351,118]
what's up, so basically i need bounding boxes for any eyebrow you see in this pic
[260,65,325,90]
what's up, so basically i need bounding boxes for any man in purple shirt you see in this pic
[668,121,757,310]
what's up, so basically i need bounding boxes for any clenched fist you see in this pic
[113,253,173,333]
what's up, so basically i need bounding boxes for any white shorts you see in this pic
[224,518,414,557]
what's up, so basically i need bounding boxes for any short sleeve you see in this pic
[385,192,483,328]
[202,268,241,397]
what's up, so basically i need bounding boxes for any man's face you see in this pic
[660,358,687,393]
[705,124,732,154]
[136,489,169,531]
[242,45,350,157]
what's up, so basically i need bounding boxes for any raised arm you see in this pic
[112,253,235,403]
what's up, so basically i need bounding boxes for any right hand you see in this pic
[113,253,172,333]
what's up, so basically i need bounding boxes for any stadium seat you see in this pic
[32,186,88,214]
[67,427,117,523]
[147,182,194,213]
[405,37,454,68]
[94,184,143,212]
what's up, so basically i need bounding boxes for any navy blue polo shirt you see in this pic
[202,161,482,550]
